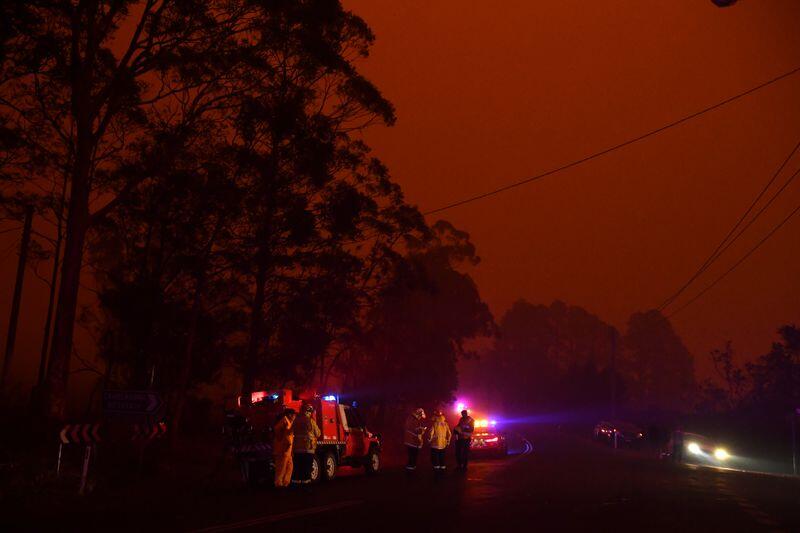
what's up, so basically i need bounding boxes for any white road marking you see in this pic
[192,500,363,532]
[521,438,533,456]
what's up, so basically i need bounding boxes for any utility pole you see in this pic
[1,205,34,394]
[610,327,617,419]
[792,409,798,476]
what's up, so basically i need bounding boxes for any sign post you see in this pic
[793,408,799,476]
[79,445,92,496]
[56,443,63,477]
[57,423,102,492]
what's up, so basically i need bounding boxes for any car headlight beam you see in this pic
[714,448,729,461]
[687,442,702,455]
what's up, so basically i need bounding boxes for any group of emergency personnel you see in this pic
[404,408,475,473]
[272,403,322,488]
[272,402,475,487]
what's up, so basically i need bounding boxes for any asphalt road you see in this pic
[14,427,800,532]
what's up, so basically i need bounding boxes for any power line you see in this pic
[668,201,800,318]
[657,139,800,311]
[423,64,800,216]
[716,166,800,256]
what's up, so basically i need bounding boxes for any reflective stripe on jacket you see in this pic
[454,416,474,440]
[428,414,451,450]
[292,413,321,453]
[404,414,426,448]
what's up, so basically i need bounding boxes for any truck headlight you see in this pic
[687,442,702,455]
[714,448,729,461]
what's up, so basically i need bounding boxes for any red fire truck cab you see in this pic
[225,390,381,484]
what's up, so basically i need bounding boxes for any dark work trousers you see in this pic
[455,438,471,469]
[431,448,446,470]
[406,445,420,470]
[673,431,684,463]
[292,452,314,484]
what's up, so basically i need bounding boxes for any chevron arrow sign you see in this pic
[132,421,167,441]
[59,423,102,444]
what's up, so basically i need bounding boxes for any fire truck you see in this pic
[223,390,381,485]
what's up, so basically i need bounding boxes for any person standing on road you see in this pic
[428,410,451,475]
[404,408,427,472]
[273,408,296,488]
[292,403,321,485]
[453,409,474,471]
[672,429,684,463]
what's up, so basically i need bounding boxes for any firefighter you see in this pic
[273,408,296,488]
[428,410,451,474]
[453,409,474,471]
[292,403,321,485]
[404,408,426,472]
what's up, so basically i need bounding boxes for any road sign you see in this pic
[103,390,163,415]
[132,421,167,441]
[59,423,102,444]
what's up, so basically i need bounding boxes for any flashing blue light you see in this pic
[352,401,358,407]
[490,420,497,426]
[270,394,279,400]
[322,395,337,402]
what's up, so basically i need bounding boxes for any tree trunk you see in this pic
[41,110,94,418]
[35,172,68,393]
[41,172,90,419]
[241,262,268,405]
[170,273,205,448]
[41,2,97,419]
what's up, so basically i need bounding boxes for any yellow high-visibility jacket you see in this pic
[428,415,451,450]
[292,413,321,453]
[273,416,294,455]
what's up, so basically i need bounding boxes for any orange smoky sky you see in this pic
[1,1,799,392]
[340,0,800,375]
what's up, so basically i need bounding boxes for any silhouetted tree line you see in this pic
[698,325,800,417]
[0,1,492,430]
[470,302,695,414]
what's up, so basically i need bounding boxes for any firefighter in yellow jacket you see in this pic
[273,408,296,488]
[292,403,322,484]
[428,410,451,474]
[404,408,426,472]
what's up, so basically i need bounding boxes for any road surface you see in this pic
[14,427,800,531]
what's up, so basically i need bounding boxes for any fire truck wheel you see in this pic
[365,449,380,474]
[320,451,337,481]
[310,454,321,483]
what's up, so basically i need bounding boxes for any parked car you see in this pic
[471,425,508,458]
[593,420,645,447]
